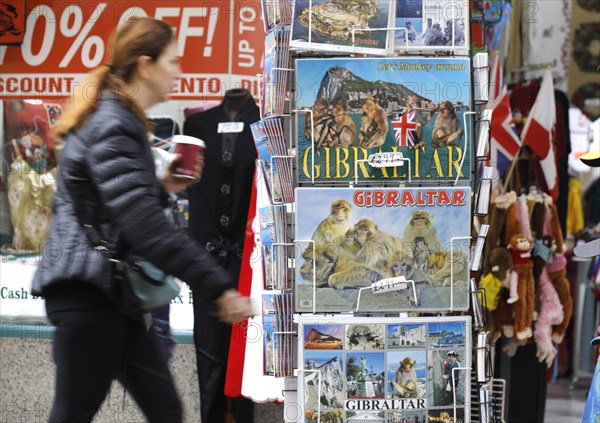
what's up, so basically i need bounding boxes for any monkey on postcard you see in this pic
[358,98,389,149]
[431,101,463,148]
[311,200,352,250]
[403,211,442,253]
[385,250,434,306]
[330,101,356,148]
[304,97,336,150]
[391,357,418,398]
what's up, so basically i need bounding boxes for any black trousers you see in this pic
[47,309,182,423]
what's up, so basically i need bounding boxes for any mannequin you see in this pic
[184,88,259,423]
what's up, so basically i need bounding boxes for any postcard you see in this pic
[290,0,395,55]
[394,0,469,52]
[426,349,467,407]
[297,316,471,422]
[294,57,472,183]
[294,187,471,313]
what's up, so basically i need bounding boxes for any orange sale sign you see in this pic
[0,1,265,100]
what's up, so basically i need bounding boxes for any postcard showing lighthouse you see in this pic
[294,56,472,184]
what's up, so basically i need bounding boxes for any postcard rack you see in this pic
[251,2,500,421]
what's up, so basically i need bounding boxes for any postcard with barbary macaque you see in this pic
[295,187,471,313]
[294,57,471,184]
[298,316,471,422]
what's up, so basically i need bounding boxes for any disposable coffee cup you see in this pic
[171,135,205,179]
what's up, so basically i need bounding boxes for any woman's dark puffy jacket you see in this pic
[32,94,232,302]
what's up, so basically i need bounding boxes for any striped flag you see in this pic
[486,54,521,176]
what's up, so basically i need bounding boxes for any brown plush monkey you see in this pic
[508,233,536,341]
[546,249,573,344]
[481,247,518,341]
[488,247,519,304]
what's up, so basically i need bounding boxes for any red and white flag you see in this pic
[487,54,521,176]
[520,69,558,200]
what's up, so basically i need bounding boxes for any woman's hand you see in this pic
[160,154,203,193]
[215,289,256,324]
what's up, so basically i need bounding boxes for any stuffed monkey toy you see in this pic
[546,241,573,344]
[483,192,516,275]
[482,247,519,341]
[488,247,519,304]
[543,195,565,254]
[542,199,572,343]
[508,233,535,340]
[534,266,564,366]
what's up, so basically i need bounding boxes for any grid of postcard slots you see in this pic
[251,118,295,206]
[263,0,470,56]
[300,321,468,423]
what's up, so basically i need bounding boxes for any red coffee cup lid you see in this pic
[172,135,205,148]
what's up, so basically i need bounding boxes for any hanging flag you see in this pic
[487,53,521,176]
[521,69,559,200]
[391,111,418,147]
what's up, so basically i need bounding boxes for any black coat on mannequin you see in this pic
[184,88,259,423]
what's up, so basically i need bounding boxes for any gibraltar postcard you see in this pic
[294,57,472,184]
[298,315,471,423]
[294,187,471,313]
[290,0,395,55]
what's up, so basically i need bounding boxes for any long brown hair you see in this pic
[52,17,174,140]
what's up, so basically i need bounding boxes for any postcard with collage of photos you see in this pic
[294,187,471,313]
[299,315,471,423]
[293,56,471,184]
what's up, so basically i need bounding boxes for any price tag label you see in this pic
[367,152,405,168]
[371,277,408,294]
[218,122,245,133]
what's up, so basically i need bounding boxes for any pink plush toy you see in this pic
[534,267,564,366]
